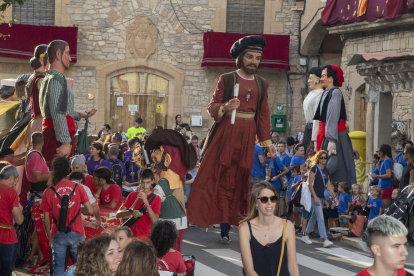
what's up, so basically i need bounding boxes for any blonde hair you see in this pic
[239,181,278,225]
[371,185,381,196]
[352,184,362,194]
[367,216,408,248]
[309,150,328,168]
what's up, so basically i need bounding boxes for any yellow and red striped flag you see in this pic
[358,0,368,16]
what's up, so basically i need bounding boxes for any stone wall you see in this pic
[0,0,307,141]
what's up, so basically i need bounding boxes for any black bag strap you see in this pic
[137,193,156,210]
[108,159,120,165]
[50,183,78,228]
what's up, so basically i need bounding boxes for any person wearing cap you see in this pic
[0,148,25,167]
[187,36,276,244]
[313,65,356,185]
[0,79,18,101]
[39,40,97,166]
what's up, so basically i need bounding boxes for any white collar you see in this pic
[236,70,255,80]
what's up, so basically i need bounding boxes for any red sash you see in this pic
[42,115,76,135]
[316,120,346,151]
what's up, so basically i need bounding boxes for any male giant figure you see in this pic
[39,40,96,166]
[187,36,276,243]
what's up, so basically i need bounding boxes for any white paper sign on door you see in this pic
[128,105,138,112]
[117,97,123,106]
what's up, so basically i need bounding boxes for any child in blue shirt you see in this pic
[288,165,301,230]
[325,181,338,230]
[337,182,351,228]
[265,154,289,217]
[367,185,384,220]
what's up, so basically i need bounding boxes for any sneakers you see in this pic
[327,233,334,241]
[323,239,334,248]
[221,237,230,245]
[301,235,313,244]
[188,222,196,227]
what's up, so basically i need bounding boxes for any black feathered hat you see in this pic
[230,35,266,59]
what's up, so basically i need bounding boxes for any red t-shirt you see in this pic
[99,184,122,209]
[356,268,409,276]
[0,184,19,244]
[122,191,161,240]
[158,251,187,273]
[40,180,89,238]
[84,174,96,194]
[25,150,49,183]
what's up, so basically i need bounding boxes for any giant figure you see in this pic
[302,67,324,155]
[314,65,356,184]
[39,40,96,166]
[187,36,276,241]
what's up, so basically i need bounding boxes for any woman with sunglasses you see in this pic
[301,150,335,247]
[239,181,299,276]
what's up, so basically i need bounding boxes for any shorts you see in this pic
[276,189,286,198]
[301,207,310,220]
[338,212,348,224]
[347,231,357,237]
[293,205,302,212]
[326,207,338,218]
[380,185,395,199]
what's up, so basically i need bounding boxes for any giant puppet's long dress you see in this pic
[187,73,270,227]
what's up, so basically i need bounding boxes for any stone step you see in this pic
[339,236,371,253]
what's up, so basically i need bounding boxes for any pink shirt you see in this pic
[25,150,49,183]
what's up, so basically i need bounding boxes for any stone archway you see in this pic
[94,59,185,130]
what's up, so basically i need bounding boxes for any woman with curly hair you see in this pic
[72,236,121,276]
[300,150,335,247]
[115,241,159,276]
[149,221,186,275]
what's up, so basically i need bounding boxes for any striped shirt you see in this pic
[39,70,79,145]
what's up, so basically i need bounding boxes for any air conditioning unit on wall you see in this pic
[191,116,203,127]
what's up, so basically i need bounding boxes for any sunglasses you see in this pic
[258,196,277,204]
[319,156,328,160]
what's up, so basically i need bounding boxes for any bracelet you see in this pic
[63,145,72,149]
[93,193,99,199]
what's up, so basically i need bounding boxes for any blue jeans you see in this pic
[0,242,18,276]
[52,232,85,276]
[306,197,327,239]
[184,183,192,206]
[220,223,231,238]
[250,176,264,190]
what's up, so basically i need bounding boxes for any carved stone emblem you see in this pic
[127,16,158,59]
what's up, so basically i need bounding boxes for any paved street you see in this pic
[181,225,414,276]
[13,223,414,276]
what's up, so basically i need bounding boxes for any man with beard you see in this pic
[187,36,276,244]
[39,40,97,166]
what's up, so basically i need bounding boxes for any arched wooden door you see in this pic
[110,72,169,132]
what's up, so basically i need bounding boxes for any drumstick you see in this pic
[231,84,239,125]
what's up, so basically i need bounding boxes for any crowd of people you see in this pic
[1,36,413,276]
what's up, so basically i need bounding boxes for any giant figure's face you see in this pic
[61,46,72,70]
[242,51,262,75]
[308,74,320,90]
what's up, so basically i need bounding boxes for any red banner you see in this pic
[321,0,414,25]
[0,23,78,62]
[201,32,290,70]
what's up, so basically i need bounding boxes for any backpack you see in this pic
[291,180,303,206]
[389,158,402,187]
[108,159,123,187]
[49,183,80,233]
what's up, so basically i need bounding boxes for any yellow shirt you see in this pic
[126,126,146,139]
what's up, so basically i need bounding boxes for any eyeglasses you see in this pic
[319,156,328,160]
[257,196,277,204]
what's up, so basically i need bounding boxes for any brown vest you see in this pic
[201,71,267,160]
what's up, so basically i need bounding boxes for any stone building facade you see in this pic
[1,0,311,140]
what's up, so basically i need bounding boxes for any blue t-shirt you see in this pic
[396,152,407,168]
[123,151,139,183]
[290,155,306,167]
[368,197,383,220]
[279,153,292,179]
[265,158,286,189]
[288,175,301,200]
[379,158,393,189]
[338,192,351,213]
[251,144,266,177]
[371,163,379,185]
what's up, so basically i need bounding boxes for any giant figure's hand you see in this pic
[223,98,240,112]
[266,145,276,161]
[67,78,74,88]
[56,145,71,157]
[327,142,336,156]
[88,108,97,117]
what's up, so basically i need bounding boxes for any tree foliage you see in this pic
[1,0,27,13]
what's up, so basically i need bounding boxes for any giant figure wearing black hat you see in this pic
[187,36,276,242]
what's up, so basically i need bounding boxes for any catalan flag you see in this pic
[357,0,368,16]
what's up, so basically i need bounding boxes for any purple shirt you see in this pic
[84,154,105,175]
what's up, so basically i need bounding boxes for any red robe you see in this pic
[187,74,271,227]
